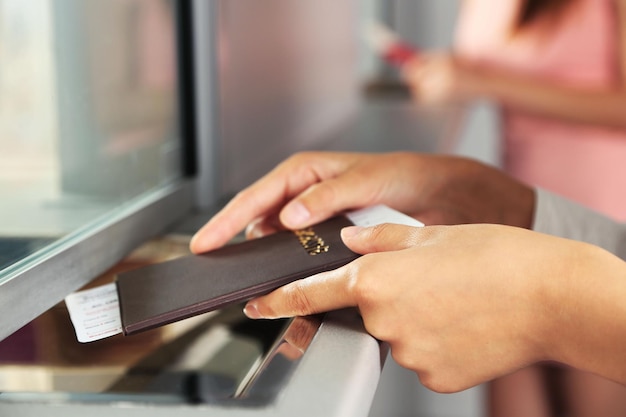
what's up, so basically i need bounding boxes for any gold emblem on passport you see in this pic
[293,227,330,256]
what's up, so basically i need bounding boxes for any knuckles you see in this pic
[390,346,469,394]
[344,256,381,306]
[345,256,399,341]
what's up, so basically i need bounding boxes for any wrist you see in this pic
[460,61,515,103]
[457,60,491,100]
[537,241,626,380]
[453,158,535,227]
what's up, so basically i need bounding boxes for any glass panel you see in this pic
[0,0,183,275]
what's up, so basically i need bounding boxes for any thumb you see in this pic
[341,223,422,254]
[243,267,357,319]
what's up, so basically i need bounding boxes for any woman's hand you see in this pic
[403,49,626,129]
[190,152,535,254]
[243,223,626,392]
[403,52,480,106]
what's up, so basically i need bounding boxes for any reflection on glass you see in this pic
[0,0,182,274]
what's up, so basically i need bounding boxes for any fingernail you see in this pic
[246,224,265,239]
[284,202,310,227]
[341,226,364,239]
[244,303,263,319]
[189,234,199,250]
[189,234,209,254]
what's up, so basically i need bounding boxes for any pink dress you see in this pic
[455,0,626,220]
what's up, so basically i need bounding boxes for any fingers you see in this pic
[245,215,284,240]
[279,171,380,229]
[190,152,346,253]
[402,53,436,86]
[189,189,279,253]
[244,224,433,320]
[341,223,427,254]
[190,152,379,254]
[243,267,358,319]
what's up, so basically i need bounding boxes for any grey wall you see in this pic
[215,0,361,198]
[391,0,459,48]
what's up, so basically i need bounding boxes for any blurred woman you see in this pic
[404,0,626,416]
[406,0,626,220]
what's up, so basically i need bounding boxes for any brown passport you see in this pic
[115,215,359,335]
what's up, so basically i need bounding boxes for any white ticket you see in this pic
[65,282,122,343]
[65,205,423,343]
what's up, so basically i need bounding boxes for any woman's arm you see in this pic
[190,152,535,253]
[468,66,626,129]
[405,1,626,129]
[617,0,626,83]
[482,0,626,128]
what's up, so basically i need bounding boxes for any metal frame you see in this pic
[191,0,221,209]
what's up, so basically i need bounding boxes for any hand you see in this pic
[403,52,479,106]
[242,223,626,392]
[190,152,535,254]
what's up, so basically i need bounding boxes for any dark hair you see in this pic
[517,0,574,29]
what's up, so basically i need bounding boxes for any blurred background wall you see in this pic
[215,0,361,197]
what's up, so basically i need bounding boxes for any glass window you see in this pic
[0,0,185,275]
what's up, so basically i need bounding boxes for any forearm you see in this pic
[467,65,626,129]
[541,242,626,384]
[531,189,626,382]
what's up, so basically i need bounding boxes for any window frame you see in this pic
[0,0,201,342]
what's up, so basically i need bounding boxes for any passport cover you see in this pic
[115,215,358,335]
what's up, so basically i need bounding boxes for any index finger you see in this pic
[243,266,357,319]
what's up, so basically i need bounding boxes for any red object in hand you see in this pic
[366,22,419,68]
[383,42,419,67]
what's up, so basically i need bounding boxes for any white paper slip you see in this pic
[64,205,423,343]
[346,204,424,228]
[64,283,122,343]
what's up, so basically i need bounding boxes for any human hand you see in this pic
[190,152,535,254]
[242,223,626,392]
[403,52,479,106]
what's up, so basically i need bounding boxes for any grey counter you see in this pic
[0,311,384,417]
